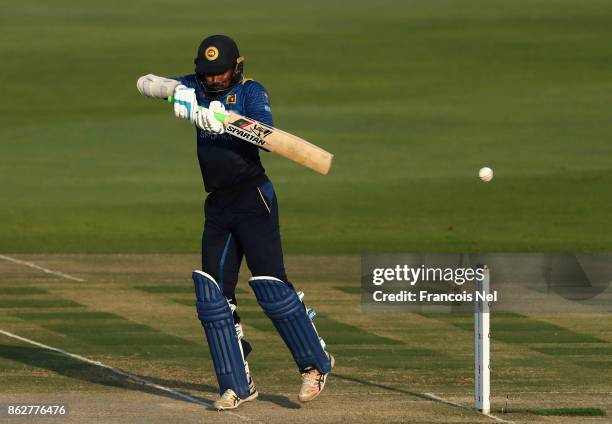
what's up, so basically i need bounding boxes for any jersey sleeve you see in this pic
[243,81,273,127]
[169,74,199,89]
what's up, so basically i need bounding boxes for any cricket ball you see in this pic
[478,167,494,182]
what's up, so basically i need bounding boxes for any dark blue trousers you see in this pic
[201,178,289,320]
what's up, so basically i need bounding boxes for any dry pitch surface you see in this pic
[0,254,610,423]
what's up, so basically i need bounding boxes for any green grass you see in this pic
[533,346,612,356]
[238,310,402,345]
[334,286,362,294]
[0,287,48,295]
[528,407,607,417]
[0,299,82,308]
[435,314,608,344]
[13,312,119,320]
[134,285,195,294]
[1,0,612,254]
[10,310,197,357]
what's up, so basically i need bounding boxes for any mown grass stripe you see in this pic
[0,299,81,308]
[424,314,607,344]
[12,312,120,320]
[334,286,362,294]
[528,407,606,416]
[533,346,612,356]
[11,311,194,348]
[134,285,194,294]
[0,287,48,295]
[237,311,402,345]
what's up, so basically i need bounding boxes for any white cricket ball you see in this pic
[478,167,494,182]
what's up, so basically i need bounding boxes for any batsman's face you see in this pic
[205,67,233,91]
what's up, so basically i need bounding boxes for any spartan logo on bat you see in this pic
[230,118,273,139]
[226,121,267,146]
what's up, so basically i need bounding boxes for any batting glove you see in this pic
[195,100,226,134]
[173,85,198,122]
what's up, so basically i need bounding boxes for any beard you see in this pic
[208,81,230,91]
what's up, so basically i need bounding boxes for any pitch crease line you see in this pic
[0,254,85,282]
[423,393,514,423]
[0,329,251,421]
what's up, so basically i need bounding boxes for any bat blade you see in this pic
[223,112,333,175]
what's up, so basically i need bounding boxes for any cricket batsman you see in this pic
[137,35,334,410]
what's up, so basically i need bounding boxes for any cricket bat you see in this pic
[137,74,333,175]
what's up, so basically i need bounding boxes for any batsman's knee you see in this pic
[249,276,332,374]
[193,270,229,321]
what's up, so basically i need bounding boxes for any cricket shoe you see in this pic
[298,354,335,402]
[213,382,258,410]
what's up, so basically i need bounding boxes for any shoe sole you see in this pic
[215,391,259,411]
[298,355,335,403]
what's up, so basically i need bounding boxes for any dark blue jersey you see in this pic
[173,75,273,193]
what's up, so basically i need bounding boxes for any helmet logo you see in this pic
[205,46,219,61]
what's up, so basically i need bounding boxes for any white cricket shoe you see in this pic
[213,385,258,410]
[298,354,335,402]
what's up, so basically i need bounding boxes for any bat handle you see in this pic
[167,96,226,123]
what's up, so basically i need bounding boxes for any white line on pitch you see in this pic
[0,254,85,282]
[424,393,514,423]
[0,329,251,421]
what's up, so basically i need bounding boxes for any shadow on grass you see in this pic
[258,393,301,409]
[0,344,299,409]
[333,373,468,410]
[0,343,216,404]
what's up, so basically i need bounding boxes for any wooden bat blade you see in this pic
[223,112,333,175]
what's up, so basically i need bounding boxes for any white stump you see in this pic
[475,265,491,414]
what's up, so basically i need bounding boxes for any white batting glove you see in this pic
[195,100,226,134]
[173,85,198,122]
